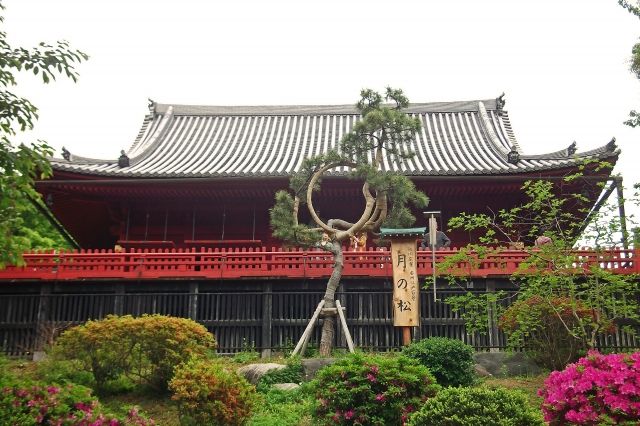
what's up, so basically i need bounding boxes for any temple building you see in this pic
[40,96,619,250]
[1,95,635,357]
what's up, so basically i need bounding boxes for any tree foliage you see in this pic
[618,0,640,19]
[270,88,428,249]
[439,167,639,367]
[270,88,429,355]
[0,2,87,267]
[617,1,640,127]
[6,198,70,257]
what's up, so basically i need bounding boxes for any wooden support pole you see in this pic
[486,280,499,353]
[615,177,629,249]
[33,283,52,361]
[114,284,125,315]
[261,282,273,358]
[402,327,411,346]
[188,282,199,320]
[335,300,354,353]
[291,300,325,357]
[299,329,312,357]
[125,207,131,240]
[163,210,169,241]
[144,211,149,241]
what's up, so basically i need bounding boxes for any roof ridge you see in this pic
[153,99,500,116]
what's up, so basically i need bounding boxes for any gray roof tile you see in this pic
[52,99,619,177]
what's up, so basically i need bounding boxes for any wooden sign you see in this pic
[390,238,420,327]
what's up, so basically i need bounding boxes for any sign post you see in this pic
[380,227,425,346]
[423,211,442,302]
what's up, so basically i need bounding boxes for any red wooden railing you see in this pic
[0,247,637,281]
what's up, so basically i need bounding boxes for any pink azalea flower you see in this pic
[540,351,640,424]
[47,386,60,394]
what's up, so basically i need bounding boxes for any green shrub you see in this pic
[402,337,475,387]
[52,314,216,393]
[248,387,313,426]
[169,358,257,426]
[233,350,261,364]
[0,380,154,425]
[311,352,439,425]
[408,386,544,426]
[35,358,96,388]
[499,296,604,370]
[0,354,11,386]
[256,359,303,392]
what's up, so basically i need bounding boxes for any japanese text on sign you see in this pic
[390,239,420,326]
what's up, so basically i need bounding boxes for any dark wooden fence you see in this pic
[1,281,637,356]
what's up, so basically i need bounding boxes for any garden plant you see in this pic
[408,386,544,425]
[402,337,476,387]
[539,350,640,424]
[52,314,216,393]
[310,352,439,425]
[0,354,154,425]
[169,358,257,426]
[441,174,639,370]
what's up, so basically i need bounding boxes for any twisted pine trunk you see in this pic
[319,242,343,356]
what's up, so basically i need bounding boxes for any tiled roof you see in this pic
[52,97,619,177]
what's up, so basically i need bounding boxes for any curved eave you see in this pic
[50,149,619,179]
[50,97,620,179]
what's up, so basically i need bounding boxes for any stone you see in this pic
[272,383,301,391]
[32,351,47,362]
[237,363,286,384]
[473,352,542,377]
[474,363,493,377]
[301,358,337,381]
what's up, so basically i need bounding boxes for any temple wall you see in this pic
[1,279,637,357]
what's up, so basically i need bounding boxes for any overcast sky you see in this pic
[4,0,640,195]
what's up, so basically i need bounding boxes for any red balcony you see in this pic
[0,247,637,281]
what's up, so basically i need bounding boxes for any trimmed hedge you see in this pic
[170,358,257,426]
[408,386,544,426]
[53,314,216,392]
[402,337,475,387]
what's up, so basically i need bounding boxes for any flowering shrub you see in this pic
[53,314,216,392]
[169,358,257,425]
[402,337,475,387]
[408,386,544,425]
[539,350,640,424]
[310,353,439,425]
[500,296,611,370]
[0,381,154,425]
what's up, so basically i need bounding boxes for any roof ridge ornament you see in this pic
[61,146,70,161]
[496,92,506,115]
[606,137,617,152]
[118,150,130,168]
[148,98,156,115]
[567,141,577,156]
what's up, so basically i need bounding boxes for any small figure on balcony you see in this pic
[420,223,451,250]
[535,235,552,247]
[508,241,525,250]
[351,232,367,252]
[320,232,331,247]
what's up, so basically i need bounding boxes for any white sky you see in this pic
[4,0,640,198]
